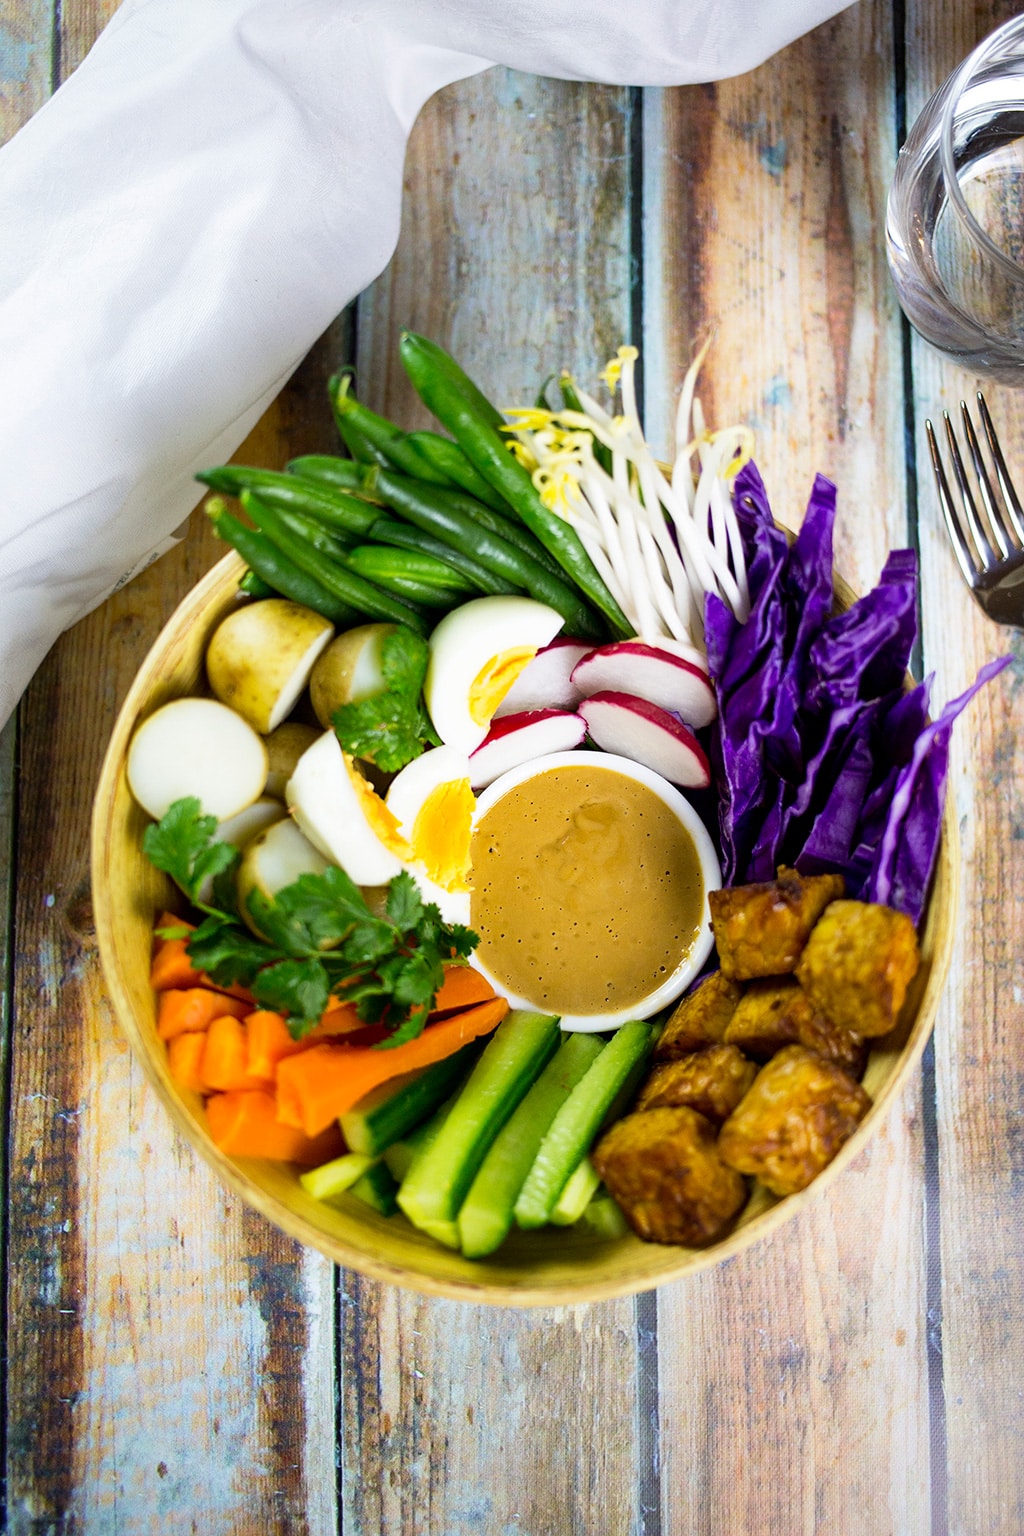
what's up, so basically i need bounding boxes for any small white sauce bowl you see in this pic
[468,749,722,1032]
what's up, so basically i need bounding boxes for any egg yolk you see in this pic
[468,646,537,726]
[411,778,474,891]
[344,755,412,859]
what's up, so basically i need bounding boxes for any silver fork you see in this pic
[925,393,1024,625]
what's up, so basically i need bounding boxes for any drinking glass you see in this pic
[887,17,1024,381]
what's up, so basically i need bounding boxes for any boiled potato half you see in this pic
[206,599,335,735]
[236,817,331,937]
[309,623,394,729]
[127,697,270,822]
[264,721,320,799]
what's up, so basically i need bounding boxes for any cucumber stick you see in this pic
[339,1041,482,1157]
[514,1020,657,1229]
[396,1010,560,1248]
[300,1151,378,1206]
[349,1160,400,1216]
[575,1192,629,1240]
[456,1032,604,1258]
[383,1086,462,1181]
[549,1155,601,1226]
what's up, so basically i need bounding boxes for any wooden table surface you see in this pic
[3,2,1023,1531]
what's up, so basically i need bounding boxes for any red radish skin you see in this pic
[494,638,592,717]
[579,692,711,788]
[571,641,717,728]
[469,709,587,789]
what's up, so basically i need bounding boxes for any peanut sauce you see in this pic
[470,764,705,1015]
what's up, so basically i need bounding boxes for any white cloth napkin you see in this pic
[0,0,855,728]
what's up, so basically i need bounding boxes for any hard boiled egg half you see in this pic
[285,733,474,923]
[424,597,564,756]
[385,746,475,925]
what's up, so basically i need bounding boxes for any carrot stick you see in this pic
[276,997,509,1137]
[167,1031,207,1094]
[201,1015,273,1093]
[206,1089,344,1165]
[426,964,495,1016]
[151,917,254,1002]
[246,1010,312,1080]
[157,988,251,1041]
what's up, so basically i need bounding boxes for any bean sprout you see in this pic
[505,344,752,654]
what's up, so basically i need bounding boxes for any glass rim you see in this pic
[940,13,1024,288]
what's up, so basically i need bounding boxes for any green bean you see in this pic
[240,490,428,635]
[403,431,511,514]
[399,331,632,638]
[348,546,473,591]
[346,548,474,607]
[328,373,447,484]
[367,519,518,596]
[206,499,361,626]
[197,465,379,536]
[286,455,368,494]
[238,569,277,600]
[366,465,600,638]
[370,463,565,579]
[396,332,506,433]
[273,505,361,559]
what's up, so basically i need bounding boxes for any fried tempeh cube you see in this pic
[592,1105,749,1246]
[654,970,742,1060]
[723,978,866,1075]
[718,1044,872,1196]
[795,899,920,1038]
[636,1044,758,1124]
[709,867,845,981]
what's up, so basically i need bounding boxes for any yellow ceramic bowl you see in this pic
[91,551,958,1307]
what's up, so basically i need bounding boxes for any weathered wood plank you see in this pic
[3,241,348,1536]
[340,70,648,1536]
[645,6,932,1530]
[0,1,53,145]
[903,5,1024,1532]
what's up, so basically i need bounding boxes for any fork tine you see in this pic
[942,409,999,570]
[959,399,1011,559]
[976,391,1024,548]
[925,418,983,588]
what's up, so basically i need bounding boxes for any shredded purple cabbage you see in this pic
[707,463,1012,920]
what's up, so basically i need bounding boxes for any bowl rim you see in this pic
[91,549,961,1307]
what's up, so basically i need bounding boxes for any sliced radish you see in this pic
[579,692,711,788]
[494,637,592,717]
[572,642,717,727]
[469,709,587,789]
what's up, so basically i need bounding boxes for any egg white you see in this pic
[424,596,564,756]
[386,746,474,925]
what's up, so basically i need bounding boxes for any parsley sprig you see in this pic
[330,625,439,772]
[143,797,477,1042]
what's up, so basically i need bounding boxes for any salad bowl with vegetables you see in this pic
[91,336,972,1305]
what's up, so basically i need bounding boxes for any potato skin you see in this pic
[592,1106,749,1246]
[709,867,844,980]
[724,978,866,1075]
[654,970,742,1060]
[795,899,920,1038]
[718,1044,871,1196]
[206,599,334,735]
[636,1045,758,1124]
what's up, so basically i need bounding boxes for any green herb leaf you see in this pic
[142,797,239,909]
[144,796,479,1041]
[185,914,282,987]
[251,959,333,1032]
[330,625,438,771]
